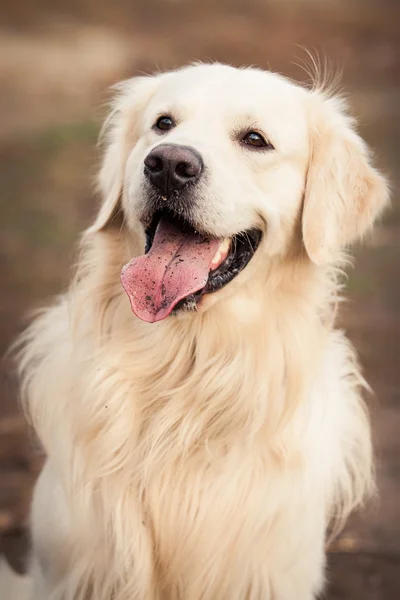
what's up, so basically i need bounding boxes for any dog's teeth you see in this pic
[211,251,222,267]
[218,238,231,254]
[210,238,231,268]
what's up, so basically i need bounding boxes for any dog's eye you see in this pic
[154,116,175,132]
[242,131,273,150]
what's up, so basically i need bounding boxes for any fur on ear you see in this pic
[87,76,159,234]
[302,94,389,265]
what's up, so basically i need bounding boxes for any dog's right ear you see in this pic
[87,76,158,234]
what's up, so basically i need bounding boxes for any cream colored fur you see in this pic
[14,63,388,600]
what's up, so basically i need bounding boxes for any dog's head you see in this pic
[90,63,388,323]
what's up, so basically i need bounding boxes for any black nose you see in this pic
[144,144,203,193]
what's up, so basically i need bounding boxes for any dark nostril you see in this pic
[144,154,163,172]
[176,161,192,178]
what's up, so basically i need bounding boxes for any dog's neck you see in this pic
[70,231,337,464]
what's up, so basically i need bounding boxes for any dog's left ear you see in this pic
[87,76,158,234]
[302,95,389,265]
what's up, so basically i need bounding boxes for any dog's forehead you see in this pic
[150,65,307,117]
[143,66,309,144]
[141,65,309,148]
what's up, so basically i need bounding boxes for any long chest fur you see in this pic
[84,380,326,600]
[27,296,364,599]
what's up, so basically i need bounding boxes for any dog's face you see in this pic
[92,64,388,323]
[125,65,309,240]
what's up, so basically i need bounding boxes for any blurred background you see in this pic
[0,0,398,598]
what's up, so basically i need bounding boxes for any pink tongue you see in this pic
[121,215,221,322]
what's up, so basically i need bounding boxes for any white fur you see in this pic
[14,63,388,599]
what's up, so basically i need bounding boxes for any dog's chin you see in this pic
[143,208,262,316]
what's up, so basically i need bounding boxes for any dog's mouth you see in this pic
[121,209,262,323]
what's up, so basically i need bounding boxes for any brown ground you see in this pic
[0,1,399,598]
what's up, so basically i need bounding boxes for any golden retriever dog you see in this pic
[14,63,388,599]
